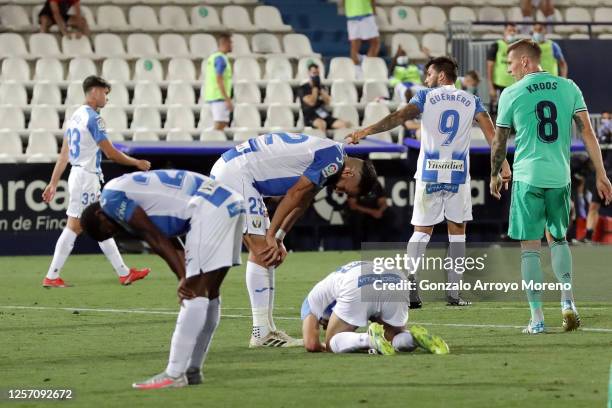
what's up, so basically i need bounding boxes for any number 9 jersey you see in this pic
[64,105,108,175]
[409,85,486,184]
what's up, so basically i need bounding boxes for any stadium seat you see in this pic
[62,37,93,57]
[264,57,293,81]
[233,129,256,142]
[361,81,389,103]
[264,81,293,104]
[331,80,358,104]
[94,34,126,58]
[106,83,129,106]
[478,7,506,32]
[0,34,29,58]
[535,9,564,26]
[265,105,294,128]
[127,34,158,58]
[198,105,214,129]
[133,82,162,106]
[0,5,31,30]
[506,7,523,24]
[422,33,447,57]
[190,34,217,58]
[222,6,256,31]
[332,104,359,128]
[558,7,591,33]
[252,34,283,54]
[134,58,163,83]
[234,82,262,104]
[132,131,159,142]
[234,58,262,81]
[62,105,79,129]
[65,82,85,106]
[0,107,25,130]
[159,34,190,58]
[33,58,64,82]
[167,58,196,82]
[297,57,325,81]
[1,58,30,81]
[328,57,356,81]
[29,34,61,58]
[67,58,97,82]
[375,7,393,31]
[131,107,161,130]
[283,34,317,58]
[363,103,394,140]
[390,6,424,32]
[31,83,62,106]
[593,8,612,33]
[26,154,57,163]
[102,58,131,83]
[105,131,125,142]
[203,0,231,5]
[129,5,159,30]
[254,6,291,31]
[166,130,193,141]
[232,34,254,57]
[0,82,27,106]
[232,104,261,128]
[100,106,128,130]
[97,5,129,30]
[391,34,427,60]
[28,106,60,130]
[331,127,353,142]
[200,129,226,141]
[159,6,191,30]
[599,33,612,39]
[191,6,224,30]
[420,6,446,32]
[569,33,590,39]
[166,81,197,105]
[26,131,58,155]
[234,0,258,4]
[165,106,196,130]
[78,6,96,30]
[362,57,388,81]
[470,126,486,141]
[0,131,23,158]
[449,6,477,23]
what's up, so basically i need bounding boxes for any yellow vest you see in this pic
[205,52,232,102]
[539,40,559,76]
[493,40,515,88]
[345,0,373,18]
[389,65,422,87]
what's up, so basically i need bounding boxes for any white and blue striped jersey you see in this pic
[409,85,486,184]
[64,105,108,174]
[100,170,244,237]
[219,133,345,196]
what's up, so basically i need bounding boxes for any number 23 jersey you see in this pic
[64,105,108,175]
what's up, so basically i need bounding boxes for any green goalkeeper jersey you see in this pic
[496,71,587,188]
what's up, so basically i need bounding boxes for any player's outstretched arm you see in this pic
[346,103,421,144]
[574,111,612,205]
[490,126,512,199]
[302,314,325,352]
[42,137,70,203]
[98,139,151,171]
[475,112,512,189]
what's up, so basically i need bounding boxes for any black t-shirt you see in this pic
[486,42,499,62]
[297,82,331,122]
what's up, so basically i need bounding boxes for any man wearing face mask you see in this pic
[532,23,567,78]
[389,45,425,104]
[298,63,349,132]
[486,23,518,115]
[455,71,481,95]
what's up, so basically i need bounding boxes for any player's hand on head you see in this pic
[490,175,503,200]
[42,184,55,203]
[137,160,151,171]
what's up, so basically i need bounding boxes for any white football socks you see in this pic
[406,231,430,303]
[46,227,78,279]
[447,234,466,300]
[98,238,130,277]
[166,297,209,378]
[188,297,221,372]
[392,332,416,352]
[246,261,271,338]
[329,332,370,353]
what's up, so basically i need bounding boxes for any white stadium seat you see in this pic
[107,83,129,106]
[478,7,506,32]
[191,6,224,30]
[296,57,325,81]
[190,34,217,58]
[233,129,256,142]
[283,34,317,58]
[265,105,294,128]
[133,82,162,106]
[29,33,61,58]
[449,6,477,23]
[422,33,447,57]
[167,58,197,82]
[128,6,159,30]
[0,131,23,157]
[362,57,388,81]
[1,58,30,81]
[264,57,293,81]
[254,6,291,31]
[331,80,358,104]
[222,6,256,31]
[34,58,64,82]
[97,6,129,30]
[234,82,262,104]
[0,5,31,30]
[328,57,356,81]
[100,106,128,130]
[234,58,262,81]
[390,6,424,31]
[558,7,591,33]
[159,34,190,58]
[131,107,161,130]
[134,58,163,83]
[63,105,79,129]
[0,83,27,106]
[166,130,193,141]
[78,6,97,30]
[361,81,389,103]
[62,37,94,57]
[593,8,612,33]
[231,34,254,57]
[31,83,62,106]
[332,104,359,128]
[420,6,446,32]
[166,82,196,105]
[94,34,126,58]
[132,131,159,142]
[28,106,60,130]
[106,131,125,142]
[165,106,196,130]
[198,105,214,129]
[0,34,29,58]
[0,107,25,130]
[363,102,391,126]
[391,33,427,60]
[200,129,226,141]
[264,81,293,104]
[232,104,261,128]
[26,131,58,155]
[375,7,393,31]
[127,34,158,58]
[252,34,283,54]
[67,58,97,82]
[159,6,191,30]
[102,58,131,83]
[65,82,85,106]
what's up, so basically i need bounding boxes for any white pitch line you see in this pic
[1,305,612,333]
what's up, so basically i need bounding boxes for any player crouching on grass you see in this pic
[301,261,449,355]
[80,170,245,389]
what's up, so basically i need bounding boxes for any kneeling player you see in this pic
[301,261,449,355]
[80,170,245,389]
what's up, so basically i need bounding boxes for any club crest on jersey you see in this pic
[97,116,106,131]
[321,163,339,178]
[252,218,262,229]
[425,159,465,172]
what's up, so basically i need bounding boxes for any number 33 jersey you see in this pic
[409,86,486,185]
[64,105,108,175]
[496,71,587,189]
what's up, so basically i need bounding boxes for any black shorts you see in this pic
[39,2,71,23]
[304,115,338,129]
[586,173,602,205]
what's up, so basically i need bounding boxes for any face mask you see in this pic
[602,118,611,127]
[310,75,321,85]
[397,56,409,67]
[467,86,478,95]
[505,34,516,43]
[532,32,544,43]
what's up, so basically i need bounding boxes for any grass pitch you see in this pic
[1,251,611,408]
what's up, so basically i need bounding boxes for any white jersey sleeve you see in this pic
[65,105,108,175]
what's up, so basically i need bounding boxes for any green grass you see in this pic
[1,252,611,408]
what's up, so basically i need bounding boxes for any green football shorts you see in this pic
[508,181,571,241]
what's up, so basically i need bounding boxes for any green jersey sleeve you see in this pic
[569,80,587,114]
[496,88,514,128]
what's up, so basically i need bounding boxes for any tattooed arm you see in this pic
[346,104,421,144]
[490,126,511,199]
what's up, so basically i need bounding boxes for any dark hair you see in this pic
[83,75,111,94]
[507,39,542,61]
[358,159,378,195]
[465,70,480,82]
[425,56,459,82]
[505,23,517,29]
[307,63,319,71]
[218,32,231,43]
[80,202,108,242]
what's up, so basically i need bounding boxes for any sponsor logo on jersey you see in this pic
[321,163,339,178]
[97,116,106,132]
[425,159,465,172]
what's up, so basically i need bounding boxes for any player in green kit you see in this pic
[490,40,612,334]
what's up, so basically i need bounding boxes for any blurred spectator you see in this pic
[521,0,555,34]
[532,23,567,77]
[455,70,481,95]
[204,34,233,130]
[39,0,90,38]
[344,180,393,245]
[340,0,380,78]
[298,64,349,132]
[486,23,517,115]
[389,45,425,104]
